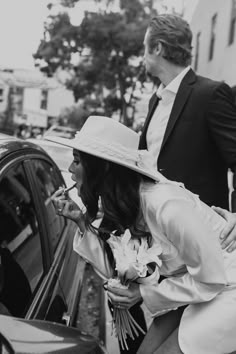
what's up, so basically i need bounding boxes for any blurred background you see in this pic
[0,0,235,139]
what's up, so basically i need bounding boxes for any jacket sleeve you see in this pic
[140,199,227,317]
[73,220,114,281]
[207,83,236,211]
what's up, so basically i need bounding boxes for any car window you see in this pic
[31,159,66,252]
[0,162,43,317]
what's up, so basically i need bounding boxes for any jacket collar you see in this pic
[159,68,196,152]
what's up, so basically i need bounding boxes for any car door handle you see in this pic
[62,313,71,326]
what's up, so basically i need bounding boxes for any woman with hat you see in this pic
[48,116,236,354]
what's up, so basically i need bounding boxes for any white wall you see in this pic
[190,0,236,85]
[23,87,41,111]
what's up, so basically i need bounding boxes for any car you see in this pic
[26,138,85,211]
[43,125,77,139]
[27,137,73,173]
[0,133,106,353]
[0,314,106,354]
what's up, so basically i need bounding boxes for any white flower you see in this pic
[107,228,163,351]
[137,238,162,268]
[108,278,128,290]
[107,229,162,282]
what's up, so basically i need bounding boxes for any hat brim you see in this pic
[45,135,160,182]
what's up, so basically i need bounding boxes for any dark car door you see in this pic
[0,150,85,327]
[27,156,85,326]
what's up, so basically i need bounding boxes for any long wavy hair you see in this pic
[79,151,149,239]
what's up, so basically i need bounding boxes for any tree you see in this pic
[34,0,157,126]
[58,104,89,129]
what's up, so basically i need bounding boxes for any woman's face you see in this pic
[69,149,84,196]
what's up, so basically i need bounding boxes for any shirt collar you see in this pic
[156,66,191,97]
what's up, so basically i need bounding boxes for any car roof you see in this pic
[0,133,46,160]
[27,138,70,147]
[0,132,17,141]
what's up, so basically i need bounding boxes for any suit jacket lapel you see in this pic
[160,69,196,152]
[139,93,160,149]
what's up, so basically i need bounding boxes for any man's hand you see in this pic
[212,206,236,252]
[106,281,142,310]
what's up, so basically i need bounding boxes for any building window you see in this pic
[229,0,236,45]
[40,89,48,110]
[12,87,24,113]
[209,13,217,61]
[0,88,4,102]
[194,32,201,71]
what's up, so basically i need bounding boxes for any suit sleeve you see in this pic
[140,199,227,317]
[207,83,236,211]
[207,83,236,165]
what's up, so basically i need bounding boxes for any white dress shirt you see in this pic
[146,66,191,170]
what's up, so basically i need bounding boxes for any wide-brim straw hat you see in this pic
[44,116,168,183]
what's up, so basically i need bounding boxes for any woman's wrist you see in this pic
[76,210,86,232]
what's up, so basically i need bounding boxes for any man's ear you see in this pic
[155,41,163,56]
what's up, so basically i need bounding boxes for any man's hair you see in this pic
[147,14,192,66]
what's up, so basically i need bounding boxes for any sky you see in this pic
[0,0,198,70]
[0,0,48,69]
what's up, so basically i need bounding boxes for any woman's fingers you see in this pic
[51,187,65,199]
[55,199,68,215]
[107,282,142,309]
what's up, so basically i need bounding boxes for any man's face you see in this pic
[143,29,159,77]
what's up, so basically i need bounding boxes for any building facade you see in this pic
[0,68,74,134]
[190,0,236,87]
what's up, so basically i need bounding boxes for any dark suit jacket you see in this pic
[139,69,236,211]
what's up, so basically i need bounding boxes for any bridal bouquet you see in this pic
[107,229,162,350]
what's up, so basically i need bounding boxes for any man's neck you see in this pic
[159,64,188,87]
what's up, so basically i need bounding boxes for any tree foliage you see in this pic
[58,104,89,129]
[35,0,157,125]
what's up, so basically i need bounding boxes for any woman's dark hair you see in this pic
[79,151,152,268]
[79,151,149,238]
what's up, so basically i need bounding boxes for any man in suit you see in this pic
[139,14,236,223]
[134,14,236,352]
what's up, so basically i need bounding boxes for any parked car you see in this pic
[0,133,106,353]
[0,315,106,354]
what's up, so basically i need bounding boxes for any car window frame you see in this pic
[24,152,76,321]
[0,151,53,270]
[0,149,67,318]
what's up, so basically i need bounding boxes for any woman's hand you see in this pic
[212,206,236,252]
[106,281,142,310]
[51,188,85,231]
